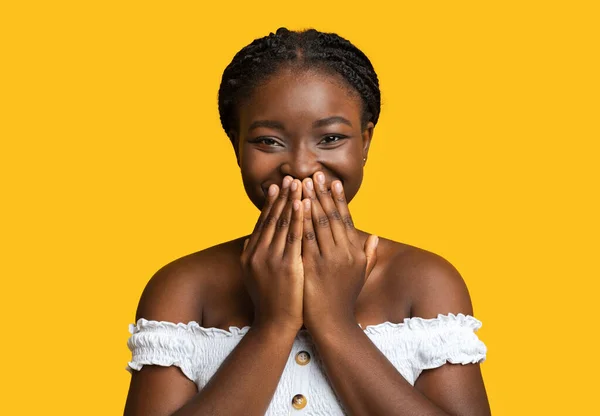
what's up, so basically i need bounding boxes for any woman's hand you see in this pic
[241,176,305,333]
[301,172,379,332]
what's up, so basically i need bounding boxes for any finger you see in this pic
[283,198,304,259]
[245,183,279,255]
[312,172,347,245]
[364,235,379,280]
[301,198,320,256]
[302,177,333,251]
[256,176,293,248]
[330,179,361,244]
[273,179,302,254]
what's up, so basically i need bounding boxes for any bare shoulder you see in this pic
[134,236,247,324]
[376,236,474,319]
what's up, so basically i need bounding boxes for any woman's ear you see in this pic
[362,122,375,164]
[228,130,241,167]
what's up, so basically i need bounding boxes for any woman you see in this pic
[124,28,491,416]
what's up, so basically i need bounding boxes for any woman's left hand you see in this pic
[301,171,379,332]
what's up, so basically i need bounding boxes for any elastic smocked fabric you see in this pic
[127,313,486,415]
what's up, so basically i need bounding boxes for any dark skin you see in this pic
[124,67,491,416]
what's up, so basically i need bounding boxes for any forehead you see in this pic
[238,68,362,129]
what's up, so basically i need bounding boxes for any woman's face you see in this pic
[232,67,374,211]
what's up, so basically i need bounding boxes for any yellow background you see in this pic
[2,1,598,414]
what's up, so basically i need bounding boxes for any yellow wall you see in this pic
[2,1,598,414]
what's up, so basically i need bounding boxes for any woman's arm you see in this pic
[125,178,307,416]
[309,256,491,416]
[299,173,491,415]
[125,321,297,416]
[123,258,299,416]
[312,322,450,416]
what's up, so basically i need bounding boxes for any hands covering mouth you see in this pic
[264,173,335,197]
[243,170,379,334]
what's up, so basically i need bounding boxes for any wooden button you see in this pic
[295,351,311,366]
[292,394,307,410]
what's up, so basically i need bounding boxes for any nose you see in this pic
[279,147,320,181]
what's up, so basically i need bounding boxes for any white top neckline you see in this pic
[127,313,486,416]
[129,312,483,337]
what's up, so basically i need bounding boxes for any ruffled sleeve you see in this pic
[406,313,487,369]
[126,319,199,381]
[126,318,250,386]
[362,313,487,385]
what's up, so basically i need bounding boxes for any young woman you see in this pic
[124,28,491,416]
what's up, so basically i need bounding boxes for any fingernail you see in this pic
[268,184,277,196]
[293,200,300,211]
[334,182,343,193]
[316,172,325,184]
[374,235,379,247]
[303,199,311,210]
[291,180,298,191]
[283,177,291,188]
[306,179,314,191]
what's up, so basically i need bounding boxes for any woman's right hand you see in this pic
[241,176,304,333]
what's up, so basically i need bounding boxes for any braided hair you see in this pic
[218,28,380,142]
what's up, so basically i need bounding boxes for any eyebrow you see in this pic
[247,116,353,133]
[312,116,353,128]
[248,120,285,132]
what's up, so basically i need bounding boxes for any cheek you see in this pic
[241,153,275,183]
[335,150,365,201]
[241,176,266,211]
[342,169,363,204]
[240,155,275,210]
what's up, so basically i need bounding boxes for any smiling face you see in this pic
[231,67,374,211]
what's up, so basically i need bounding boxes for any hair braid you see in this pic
[218,28,381,142]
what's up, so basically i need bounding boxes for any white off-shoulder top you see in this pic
[127,313,486,415]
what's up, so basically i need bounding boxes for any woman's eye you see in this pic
[254,138,280,146]
[320,135,345,144]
